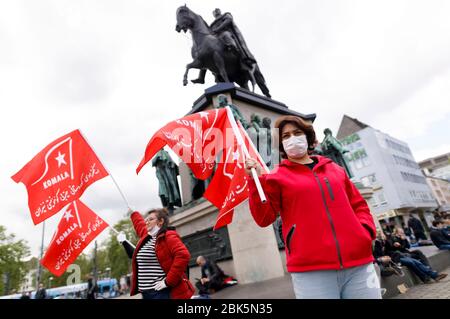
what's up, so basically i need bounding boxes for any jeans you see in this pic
[438,244,450,250]
[399,257,438,281]
[408,250,430,266]
[290,263,382,299]
[141,288,170,299]
[414,231,427,241]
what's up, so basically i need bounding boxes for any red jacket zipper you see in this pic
[313,172,344,269]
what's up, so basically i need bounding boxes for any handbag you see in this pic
[380,261,404,277]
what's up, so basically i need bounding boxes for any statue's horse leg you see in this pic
[248,63,257,92]
[183,59,203,86]
[239,81,249,90]
[191,69,207,84]
[212,51,230,83]
[236,63,256,92]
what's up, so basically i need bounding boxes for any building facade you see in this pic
[337,115,438,231]
[419,153,450,212]
[419,152,450,182]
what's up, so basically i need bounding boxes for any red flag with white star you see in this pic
[41,200,108,276]
[11,130,109,225]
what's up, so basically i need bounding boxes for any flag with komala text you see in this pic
[11,129,109,225]
[136,108,230,179]
[41,200,108,276]
[204,122,269,230]
[136,107,268,230]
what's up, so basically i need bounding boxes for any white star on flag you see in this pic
[55,151,67,167]
[63,209,74,222]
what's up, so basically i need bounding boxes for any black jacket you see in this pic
[388,236,410,253]
[35,288,46,299]
[408,217,424,233]
[201,260,226,286]
[430,227,450,248]
[373,239,386,261]
[122,240,136,259]
[384,236,411,263]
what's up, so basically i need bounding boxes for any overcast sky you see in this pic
[1,0,450,257]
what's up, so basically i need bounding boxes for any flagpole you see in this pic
[78,130,133,211]
[237,121,271,174]
[225,106,267,203]
[36,221,45,291]
[109,226,120,235]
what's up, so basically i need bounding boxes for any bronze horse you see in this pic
[175,6,271,98]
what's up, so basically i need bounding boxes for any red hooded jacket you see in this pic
[129,212,194,299]
[248,156,376,273]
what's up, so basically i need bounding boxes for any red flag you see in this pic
[136,107,268,230]
[41,200,108,277]
[11,130,109,225]
[205,122,269,230]
[136,108,229,180]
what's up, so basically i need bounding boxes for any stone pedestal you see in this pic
[227,202,285,284]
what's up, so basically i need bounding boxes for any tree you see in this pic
[0,225,30,295]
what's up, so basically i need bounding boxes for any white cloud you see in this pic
[372,66,450,140]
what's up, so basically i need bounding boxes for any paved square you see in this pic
[393,267,450,299]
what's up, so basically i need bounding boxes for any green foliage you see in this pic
[0,225,30,295]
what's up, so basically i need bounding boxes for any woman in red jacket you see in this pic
[245,115,381,299]
[118,208,194,299]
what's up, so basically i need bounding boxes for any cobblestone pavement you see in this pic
[393,267,450,299]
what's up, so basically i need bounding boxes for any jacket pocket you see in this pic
[285,224,296,255]
[324,178,335,201]
[360,223,374,241]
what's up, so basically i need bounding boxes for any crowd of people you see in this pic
[373,214,450,285]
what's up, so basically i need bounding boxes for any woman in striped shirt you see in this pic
[119,208,194,299]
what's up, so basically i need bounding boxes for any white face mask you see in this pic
[149,225,160,237]
[282,135,308,158]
